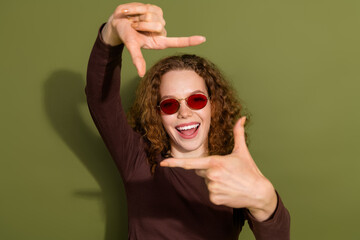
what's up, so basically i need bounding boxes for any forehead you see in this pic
[159,70,207,97]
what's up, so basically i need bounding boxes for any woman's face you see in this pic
[159,70,211,158]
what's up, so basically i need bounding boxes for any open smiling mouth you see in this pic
[175,123,200,137]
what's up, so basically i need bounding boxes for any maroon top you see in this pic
[86,26,290,240]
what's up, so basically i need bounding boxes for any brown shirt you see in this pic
[86,26,290,240]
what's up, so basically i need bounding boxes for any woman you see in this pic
[86,2,290,239]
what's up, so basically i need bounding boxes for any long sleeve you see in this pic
[244,191,290,239]
[85,25,147,182]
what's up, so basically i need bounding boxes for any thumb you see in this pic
[232,116,247,153]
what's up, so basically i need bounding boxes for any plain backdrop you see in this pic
[1,0,359,239]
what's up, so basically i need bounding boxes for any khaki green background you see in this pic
[1,0,359,239]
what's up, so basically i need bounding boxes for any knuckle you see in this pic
[155,23,163,32]
[110,19,117,28]
[145,4,152,11]
[183,162,190,169]
[153,5,163,15]
[209,194,221,205]
[210,158,224,169]
[185,164,193,170]
[158,7,164,16]
[207,182,217,192]
[217,160,225,168]
[209,157,218,167]
[114,5,123,14]
[207,169,220,181]
[207,172,216,180]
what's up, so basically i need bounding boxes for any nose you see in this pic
[177,99,193,118]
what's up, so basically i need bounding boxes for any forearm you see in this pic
[247,180,278,222]
[86,25,142,181]
[86,24,124,105]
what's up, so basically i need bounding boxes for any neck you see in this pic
[169,144,209,159]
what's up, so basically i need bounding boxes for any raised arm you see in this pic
[86,2,206,181]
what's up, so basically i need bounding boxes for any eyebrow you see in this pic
[160,90,208,101]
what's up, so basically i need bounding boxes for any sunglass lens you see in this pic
[160,98,179,114]
[187,94,208,109]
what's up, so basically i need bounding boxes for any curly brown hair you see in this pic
[128,54,248,174]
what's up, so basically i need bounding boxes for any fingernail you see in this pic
[121,9,129,13]
[201,36,206,42]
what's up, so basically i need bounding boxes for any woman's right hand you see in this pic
[101,3,206,77]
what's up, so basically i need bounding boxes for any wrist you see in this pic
[247,179,277,222]
[101,20,122,46]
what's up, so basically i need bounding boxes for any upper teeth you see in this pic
[177,124,199,131]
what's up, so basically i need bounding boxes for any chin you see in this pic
[171,135,208,156]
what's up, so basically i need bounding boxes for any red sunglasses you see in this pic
[158,93,209,115]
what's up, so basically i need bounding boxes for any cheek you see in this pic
[160,115,173,132]
[199,106,212,132]
[160,115,167,128]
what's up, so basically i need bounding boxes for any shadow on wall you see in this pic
[43,70,128,240]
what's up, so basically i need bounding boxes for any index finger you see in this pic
[163,36,206,48]
[160,157,211,170]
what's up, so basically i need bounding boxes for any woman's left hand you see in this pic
[160,117,278,222]
[102,3,206,77]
